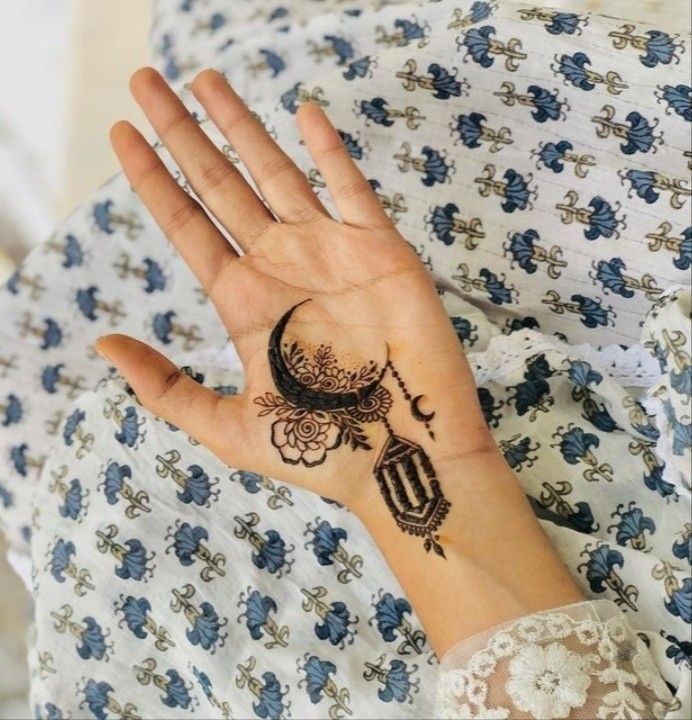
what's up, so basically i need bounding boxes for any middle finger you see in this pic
[130,67,274,250]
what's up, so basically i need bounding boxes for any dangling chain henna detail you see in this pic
[253,300,451,557]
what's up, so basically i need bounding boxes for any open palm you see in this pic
[99,68,490,521]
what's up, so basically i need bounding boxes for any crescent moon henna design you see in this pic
[254,300,451,557]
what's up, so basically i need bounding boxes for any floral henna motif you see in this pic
[254,300,451,557]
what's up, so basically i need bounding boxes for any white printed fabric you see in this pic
[0,0,688,717]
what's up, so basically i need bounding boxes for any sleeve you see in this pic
[434,598,676,719]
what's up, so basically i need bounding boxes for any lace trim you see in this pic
[435,599,677,719]
[469,330,662,388]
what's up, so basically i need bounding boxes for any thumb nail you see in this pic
[94,338,111,362]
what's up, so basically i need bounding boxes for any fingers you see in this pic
[130,67,273,249]
[191,69,329,224]
[296,103,391,229]
[111,121,237,293]
[95,334,253,468]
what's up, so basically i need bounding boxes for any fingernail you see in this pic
[94,338,111,362]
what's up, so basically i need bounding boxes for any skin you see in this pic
[97,67,584,658]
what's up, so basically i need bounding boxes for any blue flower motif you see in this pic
[526,85,564,122]
[373,593,411,642]
[662,633,691,667]
[253,529,290,575]
[468,1,494,25]
[235,470,263,494]
[114,406,143,447]
[502,435,536,469]
[571,294,612,329]
[254,671,286,719]
[428,202,461,245]
[594,258,633,298]
[480,268,514,304]
[559,426,599,464]
[77,617,109,660]
[426,62,463,99]
[453,112,486,149]
[0,483,12,509]
[178,464,216,506]
[567,360,603,388]
[581,543,624,593]
[38,702,65,720]
[75,286,99,320]
[463,26,496,68]
[643,460,677,500]
[506,229,540,272]
[41,363,65,395]
[117,595,150,640]
[93,201,114,234]
[303,656,336,703]
[545,12,583,35]
[658,84,691,121]
[360,98,394,127]
[670,364,692,398]
[672,533,691,565]
[501,169,532,212]
[451,316,475,344]
[393,18,427,44]
[153,310,176,344]
[187,601,226,651]
[162,669,192,709]
[673,227,692,270]
[40,318,62,349]
[258,49,285,77]
[50,539,75,582]
[343,55,373,81]
[81,679,112,720]
[585,197,621,239]
[62,409,85,446]
[337,130,364,159]
[477,387,502,428]
[243,590,277,641]
[621,112,660,155]
[664,577,691,623]
[171,522,207,566]
[567,501,599,533]
[143,258,166,292]
[102,461,131,505]
[557,52,597,91]
[536,140,572,172]
[192,666,213,699]
[315,601,355,646]
[308,520,347,566]
[1,394,22,426]
[114,538,151,581]
[279,83,302,113]
[511,354,553,416]
[323,35,354,65]
[612,506,656,547]
[624,170,664,205]
[420,146,452,186]
[379,659,416,703]
[10,443,30,476]
[640,30,680,67]
[60,478,85,520]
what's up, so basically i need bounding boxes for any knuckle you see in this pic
[162,199,198,240]
[154,368,184,403]
[198,159,233,193]
[336,177,369,202]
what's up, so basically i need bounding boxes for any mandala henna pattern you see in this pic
[253,300,451,557]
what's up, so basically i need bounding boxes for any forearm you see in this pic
[355,447,584,658]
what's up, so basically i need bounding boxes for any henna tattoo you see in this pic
[254,300,451,557]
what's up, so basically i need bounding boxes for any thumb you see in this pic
[95,333,250,465]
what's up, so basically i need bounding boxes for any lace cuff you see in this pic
[434,599,675,719]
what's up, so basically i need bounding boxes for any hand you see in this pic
[97,68,493,545]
